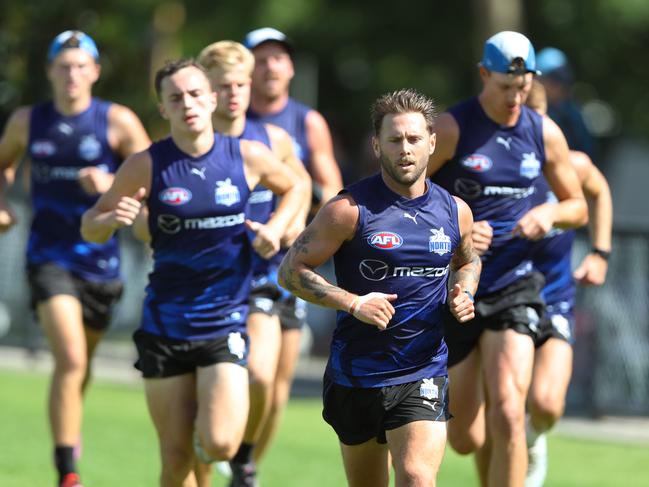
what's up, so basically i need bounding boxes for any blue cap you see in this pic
[480,31,540,75]
[48,30,99,62]
[243,27,293,54]
[536,47,573,84]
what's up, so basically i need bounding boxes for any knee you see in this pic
[249,367,275,393]
[529,392,564,429]
[54,347,88,377]
[396,461,435,487]
[201,435,239,461]
[161,445,194,479]
[448,428,482,455]
[489,398,526,441]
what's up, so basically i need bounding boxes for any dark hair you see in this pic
[154,58,208,99]
[371,89,436,136]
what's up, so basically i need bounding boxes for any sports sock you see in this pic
[54,445,76,482]
[231,442,254,464]
[525,414,541,447]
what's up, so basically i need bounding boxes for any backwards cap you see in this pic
[480,31,540,75]
[48,30,99,62]
[243,27,293,54]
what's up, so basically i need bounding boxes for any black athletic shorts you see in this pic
[534,300,575,348]
[27,262,123,331]
[444,271,545,367]
[133,329,249,378]
[248,277,307,331]
[322,374,450,445]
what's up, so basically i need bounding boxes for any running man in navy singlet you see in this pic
[279,89,481,487]
[81,59,304,487]
[0,30,150,487]
[197,40,311,486]
[427,32,588,487]
[243,27,345,466]
[523,80,612,487]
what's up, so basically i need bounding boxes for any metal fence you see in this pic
[0,192,647,416]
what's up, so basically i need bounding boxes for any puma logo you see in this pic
[191,167,207,180]
[403,211,419,224]
[496,136,512,151]
[422,400,438,412]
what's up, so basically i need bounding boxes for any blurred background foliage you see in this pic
[0,0,647,198]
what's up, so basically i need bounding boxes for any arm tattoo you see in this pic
[278,229,350,309]
[449,235,481,293]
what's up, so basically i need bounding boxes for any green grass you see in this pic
[1,369,648,486]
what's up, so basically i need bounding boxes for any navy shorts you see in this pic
[133,329,249,378]
[322,374,450,445]
[535,300,575,347]
[27,262,123,331]
[248,275,307,330]
[444,271,545,367]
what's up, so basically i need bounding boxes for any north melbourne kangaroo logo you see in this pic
[191,167,207,180]
[403,211,419,224]
[496,136,512,150]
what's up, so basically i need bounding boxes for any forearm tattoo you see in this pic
[450,236,481,293]
[279,227,348,307]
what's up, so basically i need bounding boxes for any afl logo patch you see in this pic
[368,231,403,250]
[159,187,192,206]
[461,154,492,172]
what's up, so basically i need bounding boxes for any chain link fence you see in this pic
[0,192,647,416]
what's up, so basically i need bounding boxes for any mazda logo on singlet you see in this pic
[158,214,181,234]
[454,178,483,200]
[359,259,389,281]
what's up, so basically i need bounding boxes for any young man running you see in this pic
[0,30,150,487]
[81,59,304,487]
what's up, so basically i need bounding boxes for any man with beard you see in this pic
[279,89,481,486]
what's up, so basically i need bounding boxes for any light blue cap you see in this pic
[480,31,540,75]
[48,30,99,62]
[243,27,293,53]
[536,47,568,74]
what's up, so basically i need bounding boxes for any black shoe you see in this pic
[229,461,258,487]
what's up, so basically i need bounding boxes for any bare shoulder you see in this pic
[305,109,330,132]
[541,114,566,144]
[452,195,474,231]
[428,112,459,176]
[240,138,272,162]
[264,123,291,145]
[3,106,32,138]
[107,103,144,129]
[314,193,359,239]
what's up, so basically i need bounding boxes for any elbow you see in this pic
[80,211,108,244]
[577,199,589,227]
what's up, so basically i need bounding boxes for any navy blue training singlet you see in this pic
[239,120,281,276]
[432,97,545,296]
[530,176,576,307]
[142,134,251,340]
[328,174,460,388]
[27,98,121,281]
[248,98,311,171]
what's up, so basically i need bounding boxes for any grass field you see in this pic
[1,369,648,486]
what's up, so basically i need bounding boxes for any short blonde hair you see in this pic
[197,41,255,76]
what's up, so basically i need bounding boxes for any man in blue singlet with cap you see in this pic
[81,58,304,487]
[196,40,311,487]
[428,31,587,487]
[524,80,612,487]
[243,26,344,466]
[279,89,481,487]
[0,30,150,487]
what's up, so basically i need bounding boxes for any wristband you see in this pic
[591,247,611,261]
[463,290,474,302]
[348,297,360,316]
